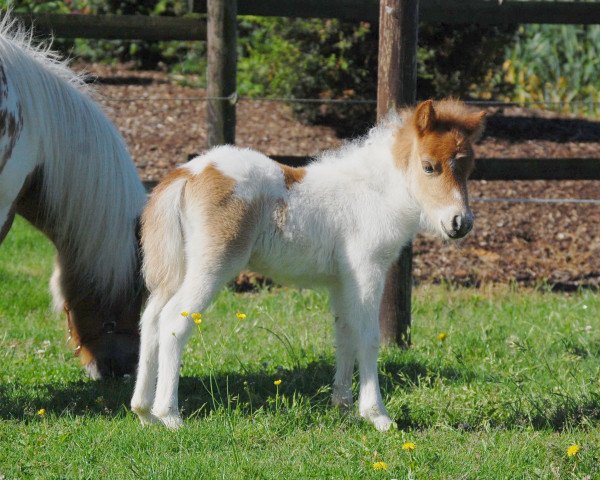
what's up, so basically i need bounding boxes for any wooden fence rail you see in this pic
[16,0,600,42]
[193,0,600,25]
[271,157,600,181]
[15,13,206,41]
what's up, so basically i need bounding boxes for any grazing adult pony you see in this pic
[0,14,146,378]
[131,99,485,431]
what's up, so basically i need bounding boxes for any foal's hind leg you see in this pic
[131,293,169,425]
[151,259,246,429]
[329,286,356,410]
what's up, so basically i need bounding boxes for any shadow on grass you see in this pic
[0,357,469,419]
[1,356,598,431]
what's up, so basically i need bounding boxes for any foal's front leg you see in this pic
[355,306,393,432]
[338,276,393,432]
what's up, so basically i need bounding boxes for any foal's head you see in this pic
[395,99,485,240]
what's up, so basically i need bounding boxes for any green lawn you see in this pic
[0,217,599,479]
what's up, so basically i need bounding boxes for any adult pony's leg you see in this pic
[329,285,356,410]
[131,292,170,425]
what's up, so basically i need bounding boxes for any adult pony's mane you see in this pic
[0,13,146,305]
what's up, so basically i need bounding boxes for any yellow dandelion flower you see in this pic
[402,441,416,451]
[372,461,388,471]
[191,312,202,325]
[37,408,46,417]
[437,332,448,342]
[567,444,581,457]
[236,312,247,320]
[274,379,282,386]
[180,311,189,317]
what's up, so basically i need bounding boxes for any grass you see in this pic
[0,217,599,479]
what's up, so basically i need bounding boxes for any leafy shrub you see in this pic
[75,0,191,68]
[237,17,377,135]
[502,24,600,116]
[236,18,516,134]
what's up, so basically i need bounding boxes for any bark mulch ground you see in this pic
[82,64,600,290]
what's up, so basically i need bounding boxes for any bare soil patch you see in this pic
[82,64,599,289]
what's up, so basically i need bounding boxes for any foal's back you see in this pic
[143,147,297,292]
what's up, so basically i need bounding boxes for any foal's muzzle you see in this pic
[441,212,474,239]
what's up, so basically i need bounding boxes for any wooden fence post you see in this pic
[207,0,237,147]
[377,0,419,347]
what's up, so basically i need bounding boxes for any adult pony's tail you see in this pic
[141,170,189,296]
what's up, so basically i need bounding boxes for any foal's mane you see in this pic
[0,13,146,305]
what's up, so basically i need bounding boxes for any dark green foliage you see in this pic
[237,17,378,136]
[80,0,190,69]
[236,18,516,135]
[418,23,516,101]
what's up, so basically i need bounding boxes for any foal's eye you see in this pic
[422,162,434,174]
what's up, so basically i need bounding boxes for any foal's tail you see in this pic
[141,170,189,296]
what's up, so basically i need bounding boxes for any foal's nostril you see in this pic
[452,215,462,233]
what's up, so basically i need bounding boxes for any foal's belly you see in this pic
[247,234,336,289]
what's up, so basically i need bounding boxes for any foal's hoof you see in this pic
[156,413,184,430]
[332,390,353,412]
[131,406,160,426]
[369,414,395,432]
[360,407,395,432]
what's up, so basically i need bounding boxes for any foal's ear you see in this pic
[464,111,486,142]
[414,99,436,135]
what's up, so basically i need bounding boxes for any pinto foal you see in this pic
[131,99,485,431]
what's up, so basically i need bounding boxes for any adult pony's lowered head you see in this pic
[131,98,484,431]
[0,14,146,378]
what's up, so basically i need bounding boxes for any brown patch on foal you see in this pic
[278,163,306,189]
[185,164,256,258]
[393,99,484,171]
